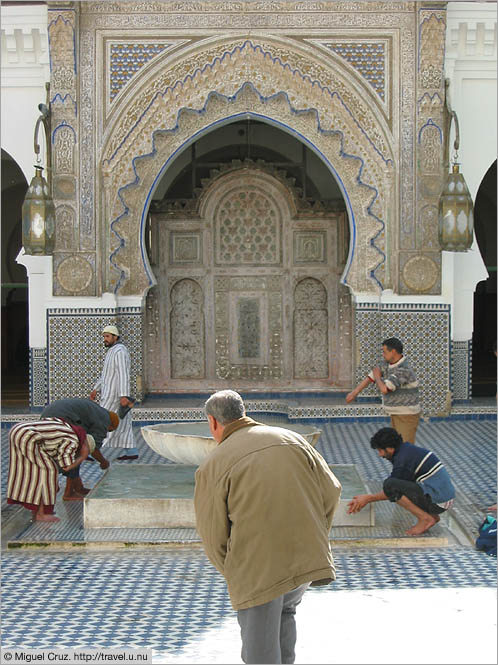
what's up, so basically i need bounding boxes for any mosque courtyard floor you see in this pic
[1,413,496,663]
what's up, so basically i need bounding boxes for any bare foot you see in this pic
[34,513,60,523]
[63,494,84,501]
[406,515,437,536]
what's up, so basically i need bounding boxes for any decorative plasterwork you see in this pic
[100,37,396,296]
[145,165,352,390]
[82,2,416,16]
[404,6,446,296]
[69,1,444,298]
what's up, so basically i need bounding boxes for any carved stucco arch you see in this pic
[100,37,395,297]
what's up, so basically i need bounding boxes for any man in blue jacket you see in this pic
[348,427,455,535]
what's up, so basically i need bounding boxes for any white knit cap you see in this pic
[103,325,120,336]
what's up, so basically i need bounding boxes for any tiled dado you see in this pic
[30,348,48,408]
[46,308,144,404]
[451,340,472,401]
[353,302,451,417]
[28,303,472,415]
[127,401,387,423]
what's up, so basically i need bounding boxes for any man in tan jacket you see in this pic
[194,390,341,664]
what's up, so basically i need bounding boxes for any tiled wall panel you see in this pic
[354,303,451,417]
[47,308,144,404]
[451,340,472,401]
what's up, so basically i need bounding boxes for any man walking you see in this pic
[90,325,137,460]
[194,390,341,664]
[346,336,421,443]
[41,398,119,499]
[347,427,455,536]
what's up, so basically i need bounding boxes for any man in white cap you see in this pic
[90,325,138,460]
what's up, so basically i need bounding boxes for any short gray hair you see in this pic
[204,390,245,424]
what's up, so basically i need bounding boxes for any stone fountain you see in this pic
[84,421,374,529]
[140,421,322,464]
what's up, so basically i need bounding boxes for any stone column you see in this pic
[48,2,96,298]
[398,5,447,298]
[16,250,52,408]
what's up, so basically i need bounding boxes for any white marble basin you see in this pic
[141,421,322,465]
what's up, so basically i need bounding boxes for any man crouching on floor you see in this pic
[348,427,455,536]
[194,389,342,664]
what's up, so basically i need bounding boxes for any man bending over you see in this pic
[348,427,455,536]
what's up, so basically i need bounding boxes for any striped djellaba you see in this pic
[7,418,79,513]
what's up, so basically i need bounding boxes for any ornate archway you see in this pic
[100,37,395,297]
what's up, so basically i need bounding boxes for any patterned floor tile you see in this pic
[1,547,496,656]
[2,419,496,547]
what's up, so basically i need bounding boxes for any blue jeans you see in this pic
[383,477,446,515]
[237,582,310,664]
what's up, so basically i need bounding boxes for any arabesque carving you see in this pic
[145,165,352,390]
[100,37,395,296]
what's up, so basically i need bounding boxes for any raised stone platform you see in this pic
[84,463,374,529]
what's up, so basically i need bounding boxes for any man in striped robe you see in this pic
[347,427,455,536]
[90,325,138,460]
[7,419,95,522]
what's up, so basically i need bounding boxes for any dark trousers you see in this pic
[383,477,445,515]
[237,583,310,664]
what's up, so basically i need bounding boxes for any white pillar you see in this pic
[16,248,52,349]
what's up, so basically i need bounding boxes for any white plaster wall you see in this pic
[1,5,50,182]
[443,2,496,341]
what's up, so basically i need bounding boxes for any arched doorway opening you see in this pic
[1,149,29,407]
[144,118,352,393]
[472,160,497,397]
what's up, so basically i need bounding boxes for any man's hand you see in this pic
[120,396,130,407]
[90,390,97,401]
[347,494,371,514]
[92,448,110,470]
[345,391,357,403]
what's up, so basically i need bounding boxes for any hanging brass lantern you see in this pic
[438,162,474,251]
[438,103,474,252]
[22,165,55,255]
[21,82,55,255]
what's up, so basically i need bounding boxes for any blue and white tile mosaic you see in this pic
[354,302,451,416]
[452,339,472,401]
[2,419,496,548]
[109,42,172,100]
[46,308,144,403]
[30,348,48,408]
[323,41,386,101]
[1,547,496,654]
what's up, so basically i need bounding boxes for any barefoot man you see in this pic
[7,419,95,523]
[347,427,455,536]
